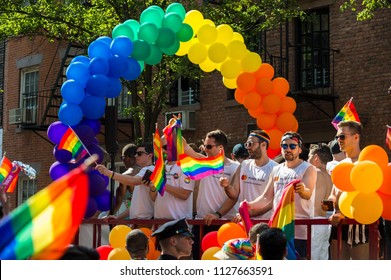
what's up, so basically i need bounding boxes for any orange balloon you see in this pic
[331,162,356,192]
[272,77,289,98]
[378,164,391,195]
[276,112,298,133]
[146,238,157,259]
[243,91,262,110]
[351,192,383,225]
[236,72,256,92]
[358,145,389,169]
[256,113,277,130]
[279,96,296,114]
[255,78,273,96]
[140,227,155,245]
[201,246,221,260]
[350,160,383,193]
[234,88,247,104]
[248,107,264,118]
[254,63,274,80]
[265,128,283,150]
[378,191,391,220]
[338,191,359,218]
[217,222,246,247]
[262,94,281,114]
[148,249,161,260]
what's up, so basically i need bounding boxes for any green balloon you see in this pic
[156,27,176,49]
[138,60,145,72]
[161,38,180,55]
[124,19,140,40]
[145,44,163,65]
[138,22,158,44]
[166,3,186,21]
[112,24,135,41]
[177,23,193,42]
[131,40,151,61]
[162,12,183,33]
[140,7,163,27]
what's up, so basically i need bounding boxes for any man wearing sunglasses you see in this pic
[96,143,155,227]
[244,131,317,259]
[220,130,277,221]
[326,120,369,260]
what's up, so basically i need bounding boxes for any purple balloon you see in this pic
[80,118,101,135]
[73,124,95,147]
[87,144,104,164]
[54,146,73,163]
[47,121,69,144]
[89,171,108,197]
[84,197,98,219]
[96,190,111,212]
[49,161,70,180]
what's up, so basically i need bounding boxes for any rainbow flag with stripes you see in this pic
[58,127,88,160]
[163,116,183,162]
[331,97,360,129]
[0,156,13,185]
[179,150,224,180]
[386,125,391,151]
[268,180,298,260]
[150,126,166,196]
[0,163,89,260]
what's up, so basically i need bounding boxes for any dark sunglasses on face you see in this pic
[135,151,148,156]
[281,143,298,150]
[335,134,347,140]
[204,144,218,150]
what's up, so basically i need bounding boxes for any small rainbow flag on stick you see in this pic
[386,125,391,151]
[58,127,88,160]
[0,155,12,185]
[331,97,360,130]
[179,150,224,180]
[163,116,183,162]
[150,125,166,196]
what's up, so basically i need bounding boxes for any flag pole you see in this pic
[0,152,6,167]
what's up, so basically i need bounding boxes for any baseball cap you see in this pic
[232,143,249,158]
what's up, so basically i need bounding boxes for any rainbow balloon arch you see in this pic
[47,2,299,218]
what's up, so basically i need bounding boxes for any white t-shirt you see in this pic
[196,159,240,219]
[128,166,155,219]
[154,163,195,219]
[239,158,278,219]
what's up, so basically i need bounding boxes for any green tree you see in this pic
[0,0,303,141]
[341,0,391,20]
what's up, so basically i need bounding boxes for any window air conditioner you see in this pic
[9,108,22,125]
[165,111,196,130]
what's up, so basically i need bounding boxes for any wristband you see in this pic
[111,171,115,178]
[215,211,222,218]
[150,188,156,192]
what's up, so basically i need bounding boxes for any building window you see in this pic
[20,67,39,123]
[17,178,37,206]
[118,84,132,119]
[297,9,330,90]
[169,77,200,107]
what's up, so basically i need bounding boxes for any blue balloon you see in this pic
[59,102,83,126]
[121,58,141,81]
[80,95,106,120]
[95,190,111,212]
[66,62,90,86]
[61,79,85,104]
[49,161,70,180]
[71,55,90,65]
[96,36,113,47]
[88,40,112,60]
[107,55,129,78]
[47,121,69,144]
[86,74,110,97]
[89,57,109,75]
[107,77,122,98]
[89,170,108,197]
[110,36,134,58]
[80,118,101,135]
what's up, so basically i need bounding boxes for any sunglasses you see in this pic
[281,143,298,150]
[244,141,261,149]
[204,144,218,150]
[135,151,148,156]
[335,134,350,140]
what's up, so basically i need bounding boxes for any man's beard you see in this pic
[284,152,298,162]
[250,148,262,159]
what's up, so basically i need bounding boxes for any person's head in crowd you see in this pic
[135,142,153,167]
[59,245,100,260]
[188,142,201,153]
[126,229,149,260]
[214,238,254,260]
[308,143,333,168]
[244,130,270,160]
[121,143,138,169]
[231,143,249,163]
[258,228,287,260]
[328,139,346,162]
[203,129,228,157]
[280,131,303,162]
[151,218,194,259]
[336,121,363,153]
[248,222,270,246]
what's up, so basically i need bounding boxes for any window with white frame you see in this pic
[20,67,39,123]
[178,77,199,106]
[17,178,37,206]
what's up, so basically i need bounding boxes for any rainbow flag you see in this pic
[0,164,89,260]
[150,126,166,196]
[58,127,88,160]
[163,116,183,162]
[0,156,13,185]
[268,180,298,260]
[386,125,391,151]
[179,150,224,180]
[331,97,360,130]
[2,164,21,193]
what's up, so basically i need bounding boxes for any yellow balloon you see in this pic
[241,52,262,73]
[176,40,193,56]
[199,58,216,72]
[351,192,383,224]
[222,77,237,89]
[201,246,221,260]
[184,10,204,35]
[198,24,217,45]
[187,42,208,64]
[232,32,244,42]
[216,24,233,45]
[350,160,383,193]
[220,59,241,79]
[108,247,131,260]
[200,19,215,27]
[338,191,359,218]
[109,225,131,248]
[208,42,227,63]
[227,40,247,60]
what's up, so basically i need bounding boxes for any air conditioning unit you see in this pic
[165,111,196,130]
[9,108,22,125]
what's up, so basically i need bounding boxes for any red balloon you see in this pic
[201,231,220,252]
[96,245,113,260]
[267,148,281,159]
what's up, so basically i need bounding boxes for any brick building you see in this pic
[1,0,390,210]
